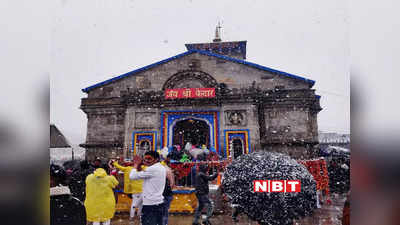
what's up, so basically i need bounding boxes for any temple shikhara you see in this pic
[80,26,322,161]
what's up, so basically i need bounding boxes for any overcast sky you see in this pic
[50,0,350,146]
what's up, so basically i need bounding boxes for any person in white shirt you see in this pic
[130,151,166,225]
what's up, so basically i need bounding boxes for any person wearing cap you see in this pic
[84,168,118,225]
[92,157,109,173]
[92,157,102,168]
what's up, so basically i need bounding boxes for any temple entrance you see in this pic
[172,119,210,149]
[232,138,244,159]
[138,140,151,156]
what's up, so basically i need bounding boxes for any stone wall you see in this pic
[261,108,319,159]
[81,52,320,160]
[85,113,124,143]
[121,104,261,158]
[221,103,261,152]
[123,107,161,157]
[87,53,310,99]
[85,147,123,162]
[80,98,126,160]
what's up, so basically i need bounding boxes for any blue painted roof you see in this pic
[82,49,315,93]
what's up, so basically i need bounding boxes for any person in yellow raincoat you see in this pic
[112,159,145,220]
[84,168,118,225]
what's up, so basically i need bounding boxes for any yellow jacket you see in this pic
[113,161,144,194]
[84,168,118,222]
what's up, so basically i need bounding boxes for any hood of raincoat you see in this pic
[93,168,107,178]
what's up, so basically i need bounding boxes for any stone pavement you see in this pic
[109,193,346,225]
[111,212,259,225]
[295,193,346,225]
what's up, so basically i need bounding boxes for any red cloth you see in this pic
[170,161,229,179]
[299,158,331,203]
[110,169,118,176]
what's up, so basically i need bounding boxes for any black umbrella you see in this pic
[62,160,81,171]
[222,151,317,225]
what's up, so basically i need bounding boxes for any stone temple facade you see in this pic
[80,36,322,161]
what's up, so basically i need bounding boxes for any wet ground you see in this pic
[108,194,346,225]
[111,212,259,225]
[294,193,346,225]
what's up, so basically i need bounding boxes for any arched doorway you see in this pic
[172,119,210,149]
[232,138,244,159]
[138,139,151,156]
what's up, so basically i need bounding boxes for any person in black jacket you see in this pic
[168,145,183,161]
[219,173,242,223]
[50,164,86,225]
[91,157,110,174]
[192,164,218,225]
[67,160,93,202]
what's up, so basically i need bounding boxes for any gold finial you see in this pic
[213,22,222,42]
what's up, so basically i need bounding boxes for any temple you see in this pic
[80,26,322,161]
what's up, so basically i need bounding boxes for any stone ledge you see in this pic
[79,142,123,148]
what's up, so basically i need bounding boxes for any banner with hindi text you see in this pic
[165,88,215,99]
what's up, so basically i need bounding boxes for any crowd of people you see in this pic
[161,143,220,163]
[50,149,221,225]
[50,147,351,225]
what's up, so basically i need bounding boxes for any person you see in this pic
[192,164,218,225]
[231,204,243,222]
[92,157,110,174]
[111,158,144,220]
[50,164,86,225]
[342,192,350,225]
[206,148,219,161]
[168,145,183,161]
[84,168,119,225]
[219,172,242,223]
[185,142,192,152]
[108,160,118,176]
[130,151,167,225]
[92,157,102,168]
[161,158,175,225]
[160,146,170,159]
[180,152,191,162]
[68,160,93,202]
[201,144,210,155]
